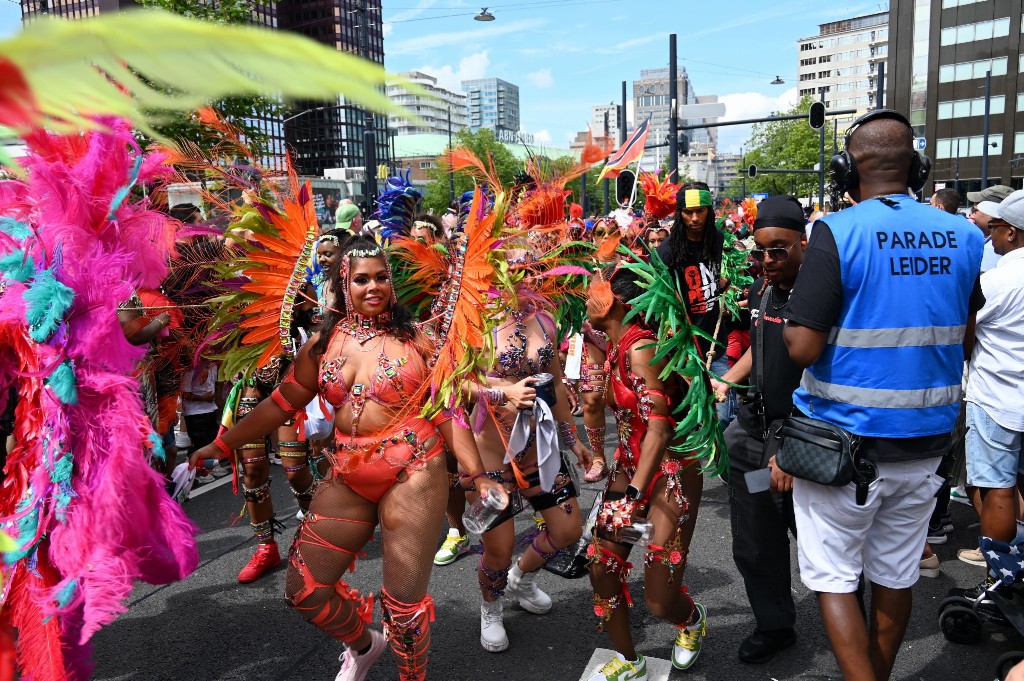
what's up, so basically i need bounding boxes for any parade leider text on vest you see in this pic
[877,229,960,276]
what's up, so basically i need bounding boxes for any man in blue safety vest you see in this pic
[783,110,984,681]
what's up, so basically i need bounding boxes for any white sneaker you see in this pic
[480,599,509,652]
[672,602,707,670]
[950,486,972,506]
[194,471,215,485]
[506,562,552,614]
[587,652,648,680]
[296,509,305,522]
[335,628,387,681]
[210,464,231,479]
[174,431,192,449]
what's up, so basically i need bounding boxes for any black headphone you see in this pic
[827,109,931,197]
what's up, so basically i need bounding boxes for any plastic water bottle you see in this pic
[617,520,655,545]
[462,487,509,536]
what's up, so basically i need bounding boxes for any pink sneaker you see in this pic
[335,628,387,681]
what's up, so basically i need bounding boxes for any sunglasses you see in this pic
[749,241,799,263]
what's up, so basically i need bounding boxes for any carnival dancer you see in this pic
[471,294,593,652]
[191,233,504,680]
[585,266,707,680]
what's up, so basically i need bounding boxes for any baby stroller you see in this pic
[938,536,1024,680]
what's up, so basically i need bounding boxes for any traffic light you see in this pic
[616,170,636,206]
[748,164,757,178]
[808,101,826,130]
[678,133,690,156]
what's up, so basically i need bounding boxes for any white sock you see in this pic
[616,651,640,664]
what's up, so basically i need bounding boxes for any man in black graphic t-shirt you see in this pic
[711,195,807,664]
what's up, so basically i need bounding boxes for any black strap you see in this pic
[755,285,772,436]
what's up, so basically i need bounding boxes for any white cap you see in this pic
[976,200,1001,218]
[988,190,1024,229]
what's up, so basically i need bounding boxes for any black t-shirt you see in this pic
[736,279,804,446]
[787,221,985,463]
[657,228,729,359]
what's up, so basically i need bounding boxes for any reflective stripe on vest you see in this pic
[827,325,967,348]
[800,371,962,410]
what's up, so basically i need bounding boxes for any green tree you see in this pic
[736,94,836,205]
[421,128,521,213]
[138,0,284,161]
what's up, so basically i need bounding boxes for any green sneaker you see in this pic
[672,602,707,670]
[433,528,469,566]
[587,652,647,681]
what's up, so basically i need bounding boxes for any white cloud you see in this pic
[526,68,554,89]
[716,87,800,153]
[534,129,552,143]
[388,19,546,56]
[382,24,394,38]
[416,51,490,93]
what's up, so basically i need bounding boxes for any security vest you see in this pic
[792,195,983,438]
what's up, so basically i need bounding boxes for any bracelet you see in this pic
[213,436,232,457]
[480,387,507,407]
[557,421,577,447]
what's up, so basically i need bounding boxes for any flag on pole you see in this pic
[597,115,651,181]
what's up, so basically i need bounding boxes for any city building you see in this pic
[20,0,392,191]
[797,10,889,129]
[714,152,743,193]
[462,78,521,141]
[277,0,390,183]
[632,66,716,170]
[387,72,467,137]
[591,103,621,143]
[887,0,1023,198]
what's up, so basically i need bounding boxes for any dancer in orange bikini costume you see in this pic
[191,234,504,681]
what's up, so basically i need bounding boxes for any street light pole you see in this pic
[981,69,992,190]
[741,146,746,199]
[954,139,961,195]
[447,105,456,204]
[358,0,378,208]
[668,33,678,179]
[818,89,826,210]
[603,109,611,213]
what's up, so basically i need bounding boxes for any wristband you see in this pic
[213,436,232,457]
[557,421,577,447]
[480,387,507,407]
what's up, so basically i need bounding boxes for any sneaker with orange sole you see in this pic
[238,542,281,583]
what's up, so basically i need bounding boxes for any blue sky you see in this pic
[0,0,882,152]
[382,0,884,152]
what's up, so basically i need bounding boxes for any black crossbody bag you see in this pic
[757,287,875,505]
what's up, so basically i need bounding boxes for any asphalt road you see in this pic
[92,425,1021,681]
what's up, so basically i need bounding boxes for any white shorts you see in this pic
[793,457,943,593]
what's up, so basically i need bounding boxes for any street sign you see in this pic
[752,193,769,202]
[915,137,927,151]
[677,102,727,119]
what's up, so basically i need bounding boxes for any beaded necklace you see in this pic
[338,312,392,345]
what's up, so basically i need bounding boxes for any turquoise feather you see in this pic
[5,495,40,563]
[24,269,75,342]
[0,216,31,241]
[0,250,35,282]
[148,431,165,462]
[54,579,78,609]
[46,360,78,405]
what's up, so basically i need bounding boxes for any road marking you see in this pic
[579,648,673,681]
[188,474,233,498]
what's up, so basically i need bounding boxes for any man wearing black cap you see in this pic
[712,195,806,664]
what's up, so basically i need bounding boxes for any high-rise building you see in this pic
[591,103,621,143]
[462,78,521,142]
[887,0,1022,197]
[278,0,390,183]
[20,0,392,188]
[632,65,716,170]
[797,11,889,129]
[387,72,467,137]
